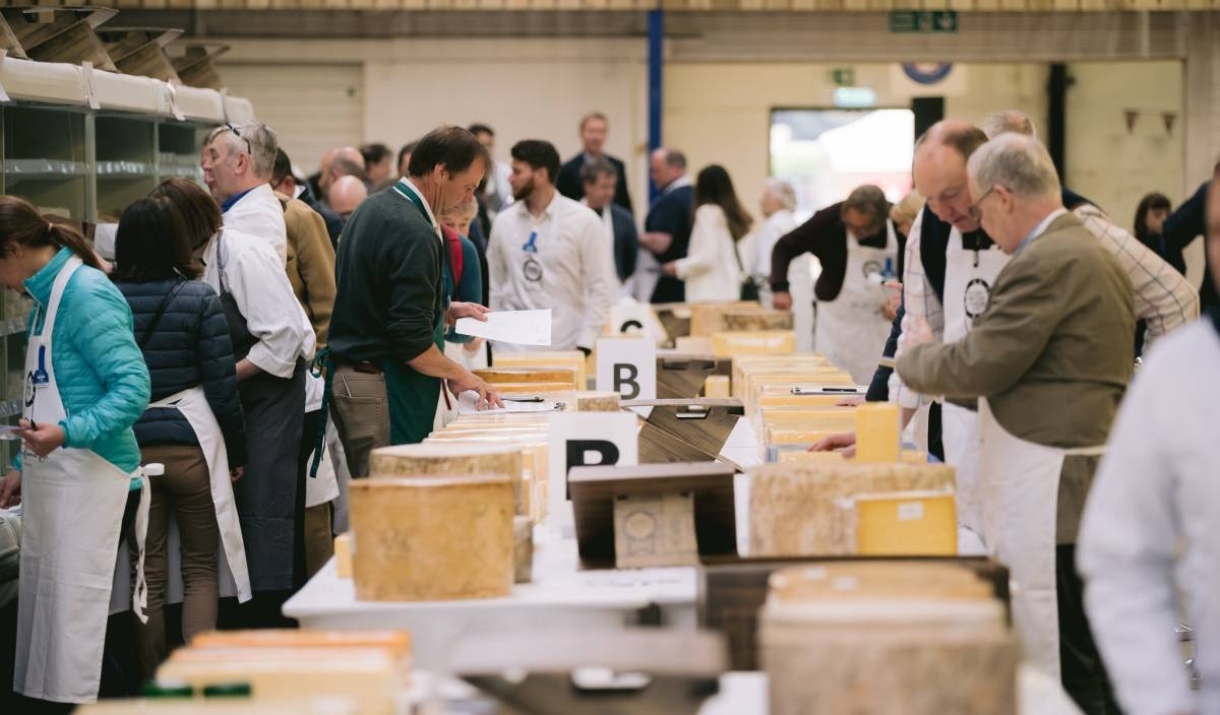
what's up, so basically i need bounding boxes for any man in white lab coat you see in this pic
[1076,178,1220,715]
[487,139,615,356]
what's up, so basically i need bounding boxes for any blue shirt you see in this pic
[221,187,255,213]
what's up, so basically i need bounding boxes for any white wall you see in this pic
[219,38,649,210]
[218,40,1184,230]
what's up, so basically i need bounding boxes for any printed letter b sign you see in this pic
[548,411,638,530]
[596,337,656,402]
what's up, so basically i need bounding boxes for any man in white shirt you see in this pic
[200,125,313,625]
[488,139,615,355]
[203,122,289,264]
[1076,179,1220,715]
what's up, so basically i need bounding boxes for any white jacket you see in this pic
[1077,319,1220,715]
[223,184,288,265]
[675,204,743,303]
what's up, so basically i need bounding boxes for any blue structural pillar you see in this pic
[647,8,664,203]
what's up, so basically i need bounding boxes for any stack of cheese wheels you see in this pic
[349,472,514,601]
[761,561,1017,715]
[690,301,792,336]
[371,443,525,515]
[475,366,579,393]
[493,350,588,389]
[711,330,796,358]
[749,462,955,557]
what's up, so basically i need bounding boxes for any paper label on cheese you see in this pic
[897,502,925,521]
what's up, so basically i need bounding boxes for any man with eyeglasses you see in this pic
[897,133,1132,715]
[203,122,289,264]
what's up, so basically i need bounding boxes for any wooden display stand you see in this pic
[568,462,738,569]
[631,398,744,467]
[656,355,732,399]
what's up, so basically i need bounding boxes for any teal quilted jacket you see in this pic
[16,248,150,474]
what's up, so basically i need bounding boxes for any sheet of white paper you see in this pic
[456,309,552,346]
[457,391,562,415]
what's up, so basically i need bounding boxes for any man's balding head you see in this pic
[329,175,368,219]
[983,110,1038,140]
[321,146,368,200]
[913,120,990,233]
[649,147,687,190]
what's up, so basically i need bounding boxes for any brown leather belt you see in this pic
[341,361,383,375]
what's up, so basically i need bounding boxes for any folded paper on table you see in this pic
[457,391,563,415]
[456,310,552,346]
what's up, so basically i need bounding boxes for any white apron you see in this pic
[15,256,149,704]
[978,398,1104,681]
[814,219,898,384]
[941,231,1010,535]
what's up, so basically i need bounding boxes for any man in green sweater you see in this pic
[329,126,503,477]
[897,133,1132,714]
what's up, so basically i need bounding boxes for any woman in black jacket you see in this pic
[112,198,247,680]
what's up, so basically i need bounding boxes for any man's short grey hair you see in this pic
[982,110,1037,140]
[842,184,890,234]
[580,158,618,185]
[967,134,1061,201]
[206,122,278,180]
[766,179,797,212]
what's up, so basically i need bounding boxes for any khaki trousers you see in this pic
[330,364,391,479]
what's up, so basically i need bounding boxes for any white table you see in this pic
[283,528,699,669]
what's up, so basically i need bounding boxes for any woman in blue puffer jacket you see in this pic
[0,196,150,708]
[111,197,247,682]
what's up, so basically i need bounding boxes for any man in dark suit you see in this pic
[581,158,638,285]
[641,148,694,304]
[556,112,633,217]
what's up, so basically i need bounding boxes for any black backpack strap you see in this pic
[139,278,187,349]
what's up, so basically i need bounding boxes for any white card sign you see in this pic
[595,337,656,402]
[548,411,638,530]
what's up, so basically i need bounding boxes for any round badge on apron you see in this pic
[938,229,1011,537]
[814,220,899,385]
[963,277,992,320]
[523,256,543,283]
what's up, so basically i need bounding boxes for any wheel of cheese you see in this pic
[573,390,621,412]
[749,462,956,557]
[371,443,525,516]
[475,367,578,389]
[349,475,514,601]
[760,562,1016,715]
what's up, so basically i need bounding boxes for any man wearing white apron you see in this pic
[931,214,1009,534]
[897,134,1131,715]
[9,250,152,706]
[770,185,899,383]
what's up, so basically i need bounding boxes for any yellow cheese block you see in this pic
[349,475,515,601]
[475,367,578,390]
[370,443,526,516]
[761,406,857,427]
[690,301,768,336]
[188,629,411,662]
[674,336,714,354]
[334,532,352,578]
[572,390,622,412]
[758,393,857,409]
[75,700,361,714]
[855,402,900,463]
[156,648,399,715]
[768,561,992,603]
[488,381,574,395]
[749,462,956,557]
[854,491,957,556]
[777,449,929,464]
[731,356,835,396]
[703,375,731,398]
[493,350,587,389]
[722,310,794,333]
[712,330,796,358]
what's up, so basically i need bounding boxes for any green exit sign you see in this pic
[830,68,855,86]
[888,10,958,34]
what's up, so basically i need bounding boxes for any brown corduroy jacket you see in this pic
[276,191,336,348]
